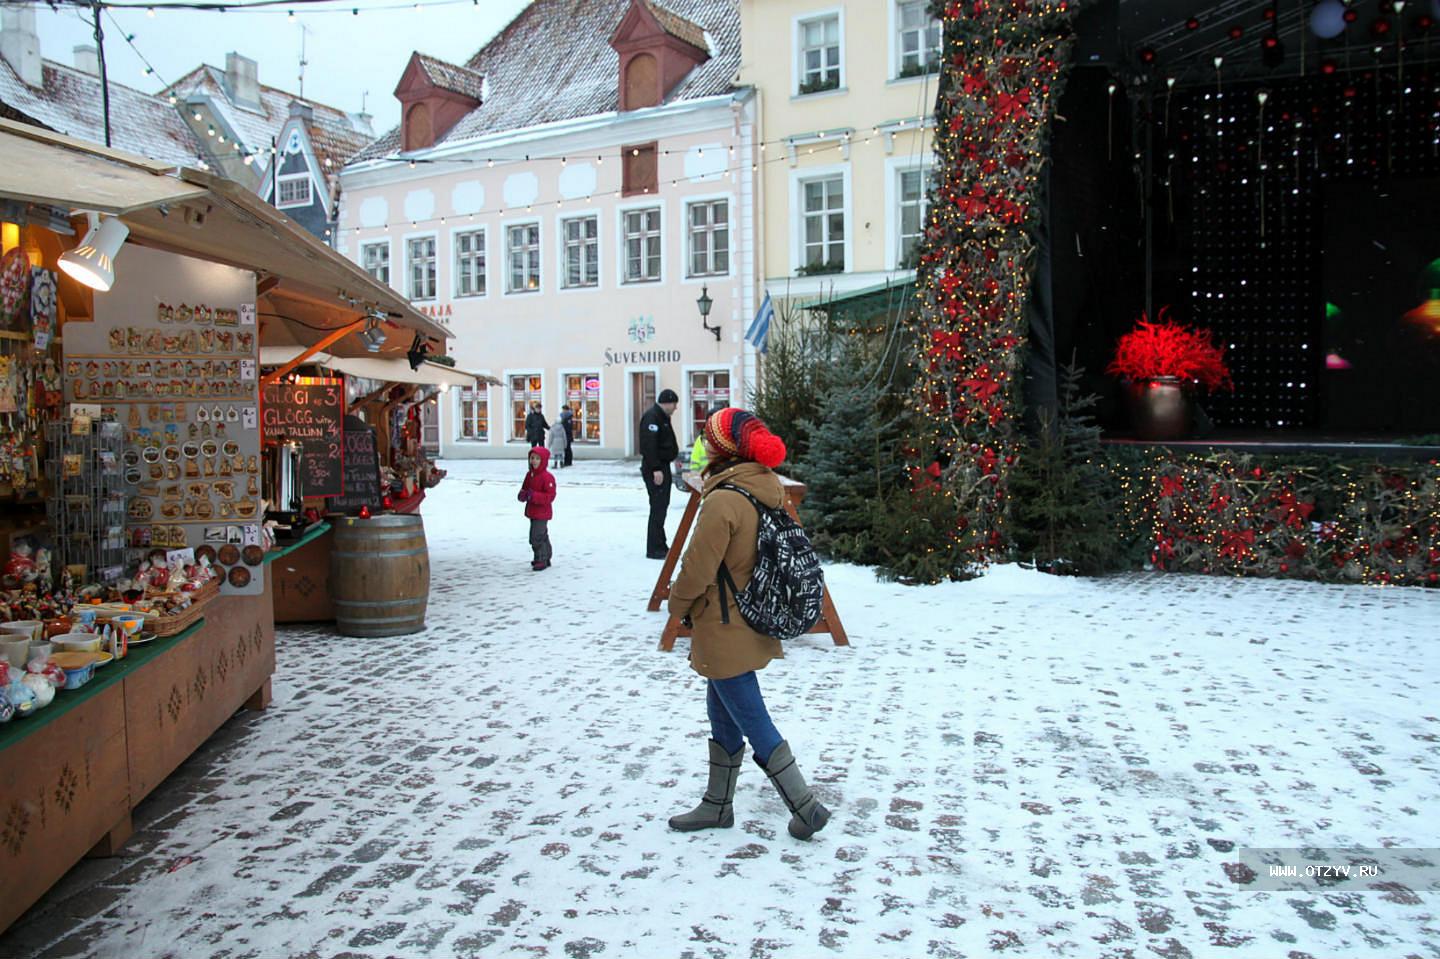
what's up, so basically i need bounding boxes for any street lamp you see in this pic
[697,285,719,341]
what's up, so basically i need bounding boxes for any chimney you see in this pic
[349,111,374,136]
[224,52,260,109]
[72,44,98,76]
[287,99,314,123]
[0,7,43,89]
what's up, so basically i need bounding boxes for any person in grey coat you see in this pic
[559,407,575,466]
[547,416,569,467]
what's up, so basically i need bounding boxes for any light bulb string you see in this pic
[336,120,939,237]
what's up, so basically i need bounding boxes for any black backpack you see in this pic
[714,482,825,641]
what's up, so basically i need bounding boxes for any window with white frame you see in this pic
[276,174,312,208]
[897,167,928,267]
[564,372,602,444]
[687,200,729,277]
[689,369,731,439]
[896,0,941,77]
[800,175,845,273]
[507,223,541,293]
[407,235,437,300]
[798,14,841,94]
[360,241,389,284]
[457,386,488,441]
[562,215,599,289]
[509,374,544,440]
[455,229,486,297]
[622,208,661,283]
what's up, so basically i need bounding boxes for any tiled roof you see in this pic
[414,54,486,102]
[0,58,202,167]
[640,0,709,52]
[353,0,738,162]
[165,64,373,167]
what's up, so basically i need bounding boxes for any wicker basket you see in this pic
[144,595,212,637]
[145,578,220,605]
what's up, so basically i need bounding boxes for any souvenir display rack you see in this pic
[43,415,125,583]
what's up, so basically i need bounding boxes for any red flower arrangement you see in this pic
[1108,308,1233,393]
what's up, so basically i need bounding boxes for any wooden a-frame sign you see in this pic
[649,473,850,651]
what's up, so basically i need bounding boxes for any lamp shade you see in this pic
[58,217,129,291]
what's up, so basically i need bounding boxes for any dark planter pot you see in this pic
[1125,376,1192,441]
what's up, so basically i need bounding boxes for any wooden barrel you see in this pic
[330,514,430,637]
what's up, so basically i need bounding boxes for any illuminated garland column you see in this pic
[907,0,1087,570]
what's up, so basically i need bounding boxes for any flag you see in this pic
[746,292,774,355]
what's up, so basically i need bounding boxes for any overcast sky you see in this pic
[32,0,531,133]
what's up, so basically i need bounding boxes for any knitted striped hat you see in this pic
[703,407,786,469]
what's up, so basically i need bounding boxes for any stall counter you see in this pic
[0,584,275,934]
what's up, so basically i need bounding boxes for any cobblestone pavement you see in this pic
[2,460,1438,958]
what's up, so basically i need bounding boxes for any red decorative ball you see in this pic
[1279,563,1289,573]
[1229,25,1244,39]
[1343,8,1358,23]
[1186,17,1200,30]
[1371,18,1391,37]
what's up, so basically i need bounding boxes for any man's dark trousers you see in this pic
[644,465,672,555]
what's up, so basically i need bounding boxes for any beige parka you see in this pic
[667,459,785,679]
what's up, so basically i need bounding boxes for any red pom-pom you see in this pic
[749,430,787,469]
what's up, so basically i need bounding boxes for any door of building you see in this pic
[630,371,656,455]
[420,398,440,455]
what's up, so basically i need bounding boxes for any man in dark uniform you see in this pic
[524,401,549,448]
[638,388,680,558]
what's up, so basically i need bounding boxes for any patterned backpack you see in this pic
[714,483,825,641]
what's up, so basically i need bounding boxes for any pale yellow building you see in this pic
[739,0,940,310]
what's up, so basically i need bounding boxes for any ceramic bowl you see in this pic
[53,634,103,654]
[1,620,43,643]
[110,616,144,637]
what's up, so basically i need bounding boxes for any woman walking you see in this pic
[666,408,830,840]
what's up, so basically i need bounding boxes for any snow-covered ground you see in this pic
[4,458,1438,959]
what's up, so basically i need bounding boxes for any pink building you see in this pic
[338,0,759,459]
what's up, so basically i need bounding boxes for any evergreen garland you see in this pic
[894,0,1087,581]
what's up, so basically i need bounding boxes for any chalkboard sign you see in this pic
[261,379,344,498]
[330,416,383,515]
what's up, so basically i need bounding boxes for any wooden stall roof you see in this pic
[259,346,499,388]
[0,119,450,346]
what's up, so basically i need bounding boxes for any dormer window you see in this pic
[624,52,660,110]
[404,103,433,153]
[610,0,710,112]
[394,52,484,152]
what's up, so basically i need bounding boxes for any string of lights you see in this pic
[331,119,937,238]
[23,0,486,15]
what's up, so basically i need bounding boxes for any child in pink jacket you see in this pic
[518,446,556,570]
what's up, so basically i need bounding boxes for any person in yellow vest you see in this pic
[685,404,724,485]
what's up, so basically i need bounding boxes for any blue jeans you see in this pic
[707,672,783,765]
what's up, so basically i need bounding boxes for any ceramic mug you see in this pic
[27,641,52,666]
[0,637,30,668]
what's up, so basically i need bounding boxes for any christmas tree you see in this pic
[1008,361,1122,574]
[798,332,911,565]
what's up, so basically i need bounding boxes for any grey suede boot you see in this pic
[757,740,831,840]
[668,740,743,831]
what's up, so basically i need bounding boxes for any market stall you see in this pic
[255,347,490,622]
[0,119,449,933]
